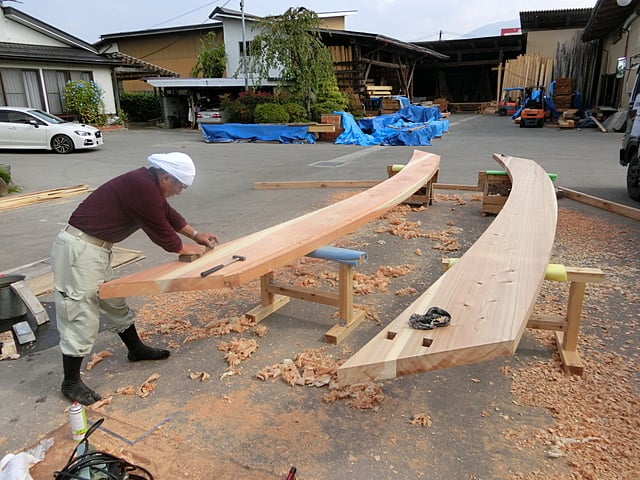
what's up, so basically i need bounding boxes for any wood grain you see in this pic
[337,153,558,386]
[99,150,440,299]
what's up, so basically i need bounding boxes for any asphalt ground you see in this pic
[0,114,638,479]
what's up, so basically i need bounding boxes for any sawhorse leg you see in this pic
[554,280,586,375]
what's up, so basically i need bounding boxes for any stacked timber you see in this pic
[502,53,553,91]
[381,97,401,114]
[554,77,573,110]
[433,98,449,112]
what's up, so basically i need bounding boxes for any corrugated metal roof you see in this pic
[319,29,448,60]
[0,42,121,66]
[520,8,593,31]
[582,0,640,41]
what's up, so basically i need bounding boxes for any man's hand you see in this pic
[194,232,218,249]
[179,243,206,256]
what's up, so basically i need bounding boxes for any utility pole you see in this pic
[240,0,249,90]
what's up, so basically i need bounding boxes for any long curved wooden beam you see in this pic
[337,153,558,386]
[99,150,440,299]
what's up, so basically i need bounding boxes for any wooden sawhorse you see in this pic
[442,259,605,375]
[387,164,439,206]
[245,247,368,344]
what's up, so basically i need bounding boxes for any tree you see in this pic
[247,7,339,117]
[191,32,227,78]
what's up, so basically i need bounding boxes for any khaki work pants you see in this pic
[51,230,133,356]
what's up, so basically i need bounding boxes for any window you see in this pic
[238,40,255,56]
[43,70,69,114]
[1,69,29,106]
[0,68,93,112]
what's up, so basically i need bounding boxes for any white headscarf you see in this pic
[147,152,196,186]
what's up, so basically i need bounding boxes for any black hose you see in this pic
[54,418,154,480]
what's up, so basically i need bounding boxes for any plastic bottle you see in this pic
[69,401,88,441]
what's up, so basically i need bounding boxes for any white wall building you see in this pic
[0,5,120,115]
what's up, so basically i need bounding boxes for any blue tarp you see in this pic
[201,123,316,144]
[335,107,449,146]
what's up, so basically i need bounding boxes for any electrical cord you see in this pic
[54,418,154,480]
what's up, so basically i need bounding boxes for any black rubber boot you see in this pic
[118,324,170,362]
[61,354,102,405]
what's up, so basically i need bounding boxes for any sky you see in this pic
[7,0,597,44]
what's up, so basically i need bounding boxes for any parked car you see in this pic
[0,106,103,154]
[196,108,227,124]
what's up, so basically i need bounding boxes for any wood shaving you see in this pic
[410,413,433,427]
[188,371,211,382]
[87,396,113,412]
[395,287,418,296]
[117,373,160,398]
[86,350,112,370]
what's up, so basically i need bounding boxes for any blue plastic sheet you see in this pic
[201,123,315,144]
[335,109,449,147]
[306,246,368,267]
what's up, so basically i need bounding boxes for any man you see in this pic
[51,152,218,405]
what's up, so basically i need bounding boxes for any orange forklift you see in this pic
[516,86,550,128]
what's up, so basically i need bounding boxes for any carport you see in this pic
[144,77,281,128]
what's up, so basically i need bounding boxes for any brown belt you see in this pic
[63,224,113,250]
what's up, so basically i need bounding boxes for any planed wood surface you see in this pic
[99,150,440,299]
[337,153,558,386]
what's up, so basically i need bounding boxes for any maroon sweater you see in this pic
[69,167,186,252]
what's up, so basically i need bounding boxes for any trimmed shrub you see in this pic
[63,80,106,125]
[254,103,290,123]
[284,103,308,122]
[120,92,162,122]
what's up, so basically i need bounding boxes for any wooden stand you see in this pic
[246,250,367,344]
[442,259,605,375]
[478,170,557,216]
[387,165,438,206]
[478,170,511,215]
[528,266,605,375]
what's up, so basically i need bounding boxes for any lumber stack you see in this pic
[502,54,553,90]
[433,98,449,112]
[0,185,89,211]
[381,97,401,114]
[554,77,573,110]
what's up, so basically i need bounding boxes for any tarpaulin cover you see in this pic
[201,123,316,144]
[335,109,449,147]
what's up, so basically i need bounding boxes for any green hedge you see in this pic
[119,92,162,122]
[254,103,290,123]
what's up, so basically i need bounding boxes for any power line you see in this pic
[148,0,222,29]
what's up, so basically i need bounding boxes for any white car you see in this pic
[0,106,103,154]
[196,108,226,124]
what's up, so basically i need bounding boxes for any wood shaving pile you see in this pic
[434,193,467,205]
[424,227,462,252]
[501,207,640,479]
[257,348,385,409]
[323,382,386,410]
[217,337,258,369]
[353,265,414,294]
[134,283,261,347]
